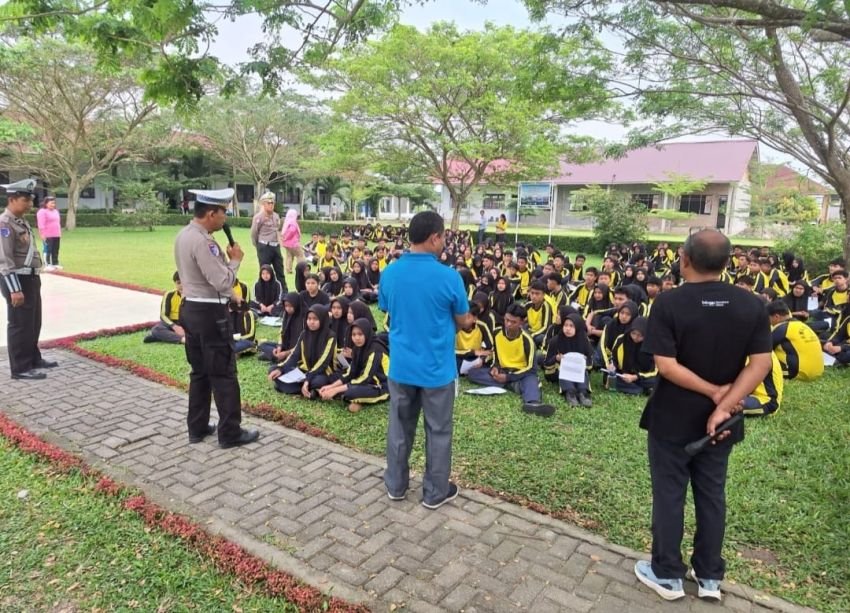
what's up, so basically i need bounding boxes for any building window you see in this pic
[236,184,254,203]
[568,192,588,212]
[482,193,505,209]
[631,193,655,208]
[679,194,708,215]
[380,198,391,213]
[80,186,96,199]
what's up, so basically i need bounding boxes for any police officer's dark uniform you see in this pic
[174,188,259,448]
[0,179,58,380]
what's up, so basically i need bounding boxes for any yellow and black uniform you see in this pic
[319,254,340,272]
[568,284,595,310]
[229,303,257,356]
[492,329,536,375]
[610,322,657,396]
[274,304,336,394]
[743,353,784,416]
[335,318,389,405]
[771,319,824,381]
[455,320,495,372]
[526,300,554,346]
[825,311,850,365]
[809,273,834,293]
[545,288,569,318]
[822,286,848,318]
[146,288,184,343]
[763,268,790,296]
[314,240,327,260]
[516,268,531,298]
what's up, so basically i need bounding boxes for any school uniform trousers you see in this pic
[181,301,242,443]
[148,322,182,343]
[648,434,732,581]
[273,369,333,394]
[1,273,43,375]
[466,366,541,403]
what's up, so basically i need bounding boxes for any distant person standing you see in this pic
[250,192,286,289]
[174,188,259,448]
[0,179,58,380]
[477,209,487,246]
[281,208,304,275]
[494,213,507,244]
[634,229,772,604]
[36,196,62,271]
[381,211,473,509]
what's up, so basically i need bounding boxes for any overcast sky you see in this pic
[207,0,798,169]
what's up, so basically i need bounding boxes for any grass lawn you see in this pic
[0,440,298,612]
[78,330,850,612]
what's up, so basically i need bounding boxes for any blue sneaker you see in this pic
[634,560,685,601]
[687,568,722,601]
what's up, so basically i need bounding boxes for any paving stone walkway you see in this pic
[0,350,816,612]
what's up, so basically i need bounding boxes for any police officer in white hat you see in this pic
[0,179,58,380]
[250,191,287,291]
[174,188,259,448]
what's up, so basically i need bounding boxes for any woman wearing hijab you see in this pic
[489,276,515,327]
[542,313,593,407]
[341,277,362,302]
[318,317,390,412]
[457,267,476,299]
[600,300,639,368]
[610,316,657,395]
[786,256,808,284]
[250,265,284,317]
[329,296,350,358]
[365,257,381,292]
[321,266,345,297]
[349,260,376,303]
[258,292,303,362]
[294,261,312,293]
[471,291,498,336]
[269,304,336,398]
[584,283,614,344]
[281,208,304,275]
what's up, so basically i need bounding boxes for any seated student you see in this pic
[741,352,784,416]
[321,266,344,297]
[329,296,350,364]
[504,262,521,298]
[250,265,284,318]
[542,313,593,407]
[349,260,377,303]
[365,257,381,294]
[600,300,639,368]
[584,283,614,343]
[544,272,569,316]
[660,273,677,292]
[782,280,826,331]
[294,261,312,293]
[525,280,554,347]
[643,276,661,316]
[302,232,320,263]
[471,291,499,336]
[314,232,328,261]
[259,292,304,362]
[455,302,495,374]
[489,276,515,327]
[467,303,556,416]
[817,270,849,332]
[144,271,185,344]
[268,305,336,398]
[572,253,586,282]
[759,257,790,296]
[823,303,850,365]
[318,318,390,412]
[300,273,331,311]
[609,316,657,395]
[766,301,824,381]
[568,266,597,310]
[341,277,362,302]
[515,255,532,298]
[229,297,258,356]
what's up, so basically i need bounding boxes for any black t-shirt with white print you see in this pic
[641,281,771,445]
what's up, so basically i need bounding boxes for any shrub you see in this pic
[575,185,648,252]
[775,222,845,274]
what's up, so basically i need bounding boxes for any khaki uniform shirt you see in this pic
[0,208,42,294]
[174,222,240,300]
[250,211,281,246]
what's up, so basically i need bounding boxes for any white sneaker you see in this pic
[43,265,57,272]
[687,568,722,601]
[634,560,685,601]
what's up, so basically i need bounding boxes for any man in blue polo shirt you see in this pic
[380,211,473,509]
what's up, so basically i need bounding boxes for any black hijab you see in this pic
[366,258,381,286]
[294,261,311,293]
[587,283,613,312]
[342,276,361,301]
[350,260,372,291]
[547,313,593,359]
[280,292,304,350]
[490,276,515,319]
[618,316,653,374]
[301,304,333,366]
[254,265,283,307]
[329,297,350,349]
[348,299,377,332]
[787,257,806,283]
[321,266,344,296]
[347,317,378,378]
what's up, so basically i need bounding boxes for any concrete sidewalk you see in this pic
[0,273,160,346]
[0,350,815,613]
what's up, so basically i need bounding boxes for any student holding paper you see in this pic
[609,317,657,396]
[268,305,336,398]
[455,301,494,375]
[542,313,593,407]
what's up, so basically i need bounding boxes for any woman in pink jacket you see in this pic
[281,208,304,275]
[36,196,62,271]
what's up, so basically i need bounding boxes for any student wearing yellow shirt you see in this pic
[525,281,554,347]
[741,352,784,416]
[766,301,824,381]
[455,302,494,374]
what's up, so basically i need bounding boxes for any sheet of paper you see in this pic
[823,352,837,367]
[466,386,508,395]
[259,316,283,327]
[277,368,306,383]
[600,368,627,379]
[559,352,587,383]
[807,296,819,311]
[460,358,482,375]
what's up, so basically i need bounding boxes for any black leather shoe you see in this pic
[219,428,260,449]
[11,370,47,380]
[34,359,59,369]
[188,423,217,444]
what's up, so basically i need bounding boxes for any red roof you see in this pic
[551,139,758,185]
[765,164,832,195]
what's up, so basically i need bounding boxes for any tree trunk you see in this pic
[255,180,265,215]
[837,181,850,262]
[448,185,463,231]
[65,176,80,231]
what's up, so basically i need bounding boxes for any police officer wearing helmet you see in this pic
[174,188,260,448]
[0,178,58,380]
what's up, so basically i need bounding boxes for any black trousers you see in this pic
[1,274,42,375]
[44,237,60,265]
[648,433,732,581]
[257,244,287,291]
[181,301,243,443]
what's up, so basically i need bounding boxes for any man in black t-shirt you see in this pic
[634,230,772,604]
